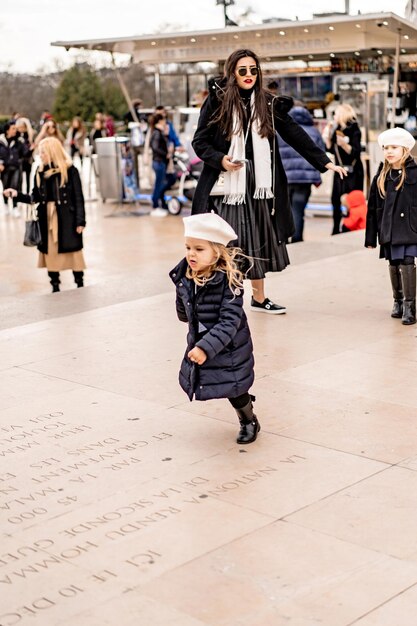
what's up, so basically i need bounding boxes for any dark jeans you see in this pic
[289,183,312,242]
[152,161,176,209]
[152,160,171,209]
[1,167,20,207]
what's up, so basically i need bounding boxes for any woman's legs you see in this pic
[151,161,167,209]
[250,278,286,314]
[48,271,60,293]
[331,176,342,235]
[289,183,311,242]
[251,278,265,303]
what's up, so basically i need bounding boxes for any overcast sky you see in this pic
[0,0,409,74]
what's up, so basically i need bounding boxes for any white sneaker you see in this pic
[150,208,169,217]
[12,207,21,218]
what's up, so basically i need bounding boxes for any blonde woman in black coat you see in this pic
[324,103,364,235]
[4,137,86,293]
[192,48,346,314]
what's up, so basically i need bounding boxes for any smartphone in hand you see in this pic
[231,158,248,165]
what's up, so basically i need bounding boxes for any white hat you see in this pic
[378,127,415,150]
[183,212,237,246]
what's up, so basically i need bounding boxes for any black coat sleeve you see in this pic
[195,284,244,360]
[16,171,42,204]
[274,105,330,173]
[191,96,225,170]
[175,290,188,323]
[365,174,379,248]
[69,166,86,227]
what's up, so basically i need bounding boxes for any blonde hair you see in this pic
[334,104,356,128]
[186,242,249,292]
[37,137,72,186]
[377,147,410,197]
[15,117,34,143]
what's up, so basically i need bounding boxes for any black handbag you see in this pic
[23,204,42,247]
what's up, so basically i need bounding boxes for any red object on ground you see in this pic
[343,189,367,231]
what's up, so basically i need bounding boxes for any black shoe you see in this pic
[250,297,286,314]
[51,284,60,293]
[235,397,261,445]
[391,300,403,318]
[402,300,416,325]
[73,271,84,288]
[237,416,260,444]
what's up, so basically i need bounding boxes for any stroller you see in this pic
[166,151,203,215]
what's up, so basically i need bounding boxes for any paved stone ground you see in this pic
[1,188,417,625]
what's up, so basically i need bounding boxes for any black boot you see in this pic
[235,397,260,445]
[73,271,84,288]
[389,265,403,318]
[400,264,416,325]
[48,271,60,293]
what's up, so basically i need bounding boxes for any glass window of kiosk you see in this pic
[316,75,332,99]
[300,77,314,100]
[283,76,298,97]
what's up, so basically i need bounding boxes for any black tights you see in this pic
[389,256,415,267]
[228,393,251,409]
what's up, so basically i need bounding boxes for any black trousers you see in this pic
[1,168,20,207]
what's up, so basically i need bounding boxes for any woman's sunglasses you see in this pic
[237,67,259,77]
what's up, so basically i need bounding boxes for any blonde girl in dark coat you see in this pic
[170,212,259,444]
[365,127,417,325]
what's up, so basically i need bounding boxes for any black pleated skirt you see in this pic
[211,160,289,280]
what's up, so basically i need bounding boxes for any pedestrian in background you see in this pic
[15,117,35,194]
[323,103,364,235]
[170,212,260,444]
[278,103,326,242]
[365,127,417,325]
[0,120,29,215]
[4,137,86,293]
[150,113,170,217]
[34,119,65,148]
[65,116,87,165]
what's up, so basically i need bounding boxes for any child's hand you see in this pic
[188,346,207,365]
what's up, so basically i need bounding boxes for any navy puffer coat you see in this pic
[278,107,326,185]
[169,258,254,401]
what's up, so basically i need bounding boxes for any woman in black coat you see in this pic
[324,103,364,235]
[4,137,86,293]
[192,48,345,314]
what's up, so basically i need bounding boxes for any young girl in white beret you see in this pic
[169,212,260,444]
[365,127,417,325]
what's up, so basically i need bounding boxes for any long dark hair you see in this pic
[210,49,273,140]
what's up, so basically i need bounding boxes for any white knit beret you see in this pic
[183,212,237,246]
[378,127,415,150]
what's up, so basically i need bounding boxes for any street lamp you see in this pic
[216,0,238,27]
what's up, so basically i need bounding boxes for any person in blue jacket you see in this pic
[278,104,326,242]
[169,212,260,444]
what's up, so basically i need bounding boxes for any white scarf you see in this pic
[222,92,274,205]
